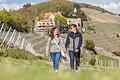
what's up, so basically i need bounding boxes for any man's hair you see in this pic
[71,24,78,31]
[71,24,77,28]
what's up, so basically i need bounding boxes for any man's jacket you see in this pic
[65,31,83,51]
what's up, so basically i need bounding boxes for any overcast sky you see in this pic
[0,0,120,14]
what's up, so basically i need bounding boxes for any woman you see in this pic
[46,27,64,72]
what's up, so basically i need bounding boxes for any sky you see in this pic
[0,0,120,14]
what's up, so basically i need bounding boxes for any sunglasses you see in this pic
[70,26,75,29]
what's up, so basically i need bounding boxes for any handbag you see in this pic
[53,38,65,57]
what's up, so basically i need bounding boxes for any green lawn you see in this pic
[0,57,120,80]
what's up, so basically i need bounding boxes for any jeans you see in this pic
[50,52,61,70]
[69,50,81,70]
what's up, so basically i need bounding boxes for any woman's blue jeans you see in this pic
[50,52,61,70]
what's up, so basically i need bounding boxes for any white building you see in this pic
[34,11,82,34]
[66,18,81,26]
[34,12,62,34]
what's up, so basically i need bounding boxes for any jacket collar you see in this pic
[71,31,79,34]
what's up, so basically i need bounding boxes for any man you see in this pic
[65,24,83,70]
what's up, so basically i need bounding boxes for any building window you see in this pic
[43,23,45,25]
[38,26,41,28]
[47,23,49,25]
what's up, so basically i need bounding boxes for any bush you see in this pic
[0,46,39,60]
[84,39,95,51]
[87,24,95,31]
[0,48,8,57]
[89,57,96,66]
[43,54,50,61]
[112,51,120,57]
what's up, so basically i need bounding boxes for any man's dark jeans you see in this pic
[69,50,80,70]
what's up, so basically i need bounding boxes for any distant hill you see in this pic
[78,3,113,15]
[81,8,120,23]
[11,0,117,29]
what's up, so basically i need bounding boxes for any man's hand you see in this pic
[75,49,79,53]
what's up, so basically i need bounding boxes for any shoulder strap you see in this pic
[53,39,61,50]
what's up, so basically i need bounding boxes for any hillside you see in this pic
[79,3,113,14]
[81,8,120,23]
[11,0,115,28]
[12,0,74,27]
[9,0,120,55]
[81,8,120,52]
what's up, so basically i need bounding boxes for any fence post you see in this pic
[14,33,21,47]
[101,60,103,68]
[7,30,16,46]
[0,23,4,33]
[104,60,107,69]
[25,41,29,51]
[19,38,25,49]
[111,60,114,68]
[1,27,11,46]
[11,30,16,44]
[119,60,120,68]
[1,28,6,39]
[95,58,99,68]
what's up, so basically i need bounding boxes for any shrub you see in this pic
[0,48,8,57]
[89,57,96,66]
[84,39,95,51]
[0,46,39,60]
[43,54,50,61]
[87,24,95,31]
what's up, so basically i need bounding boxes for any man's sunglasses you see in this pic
[70,26,75,29]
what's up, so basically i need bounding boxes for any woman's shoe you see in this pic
[55,69,58,73]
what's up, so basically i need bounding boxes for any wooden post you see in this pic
[14,33,21,47]
[19,38,25,49]
[1,28,6,39]
[7,30,16,46]
[104,60,107,69]
[1,27,11,46]
[11,30,16,44]
[0,23,4,33]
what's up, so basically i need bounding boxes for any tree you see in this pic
[84,39,95,51]
[55,15,68,28]
[0,9,11,27]
[73,3,87,21]
[37,13,44,21]
[10,13,31,32]
[55,15,68,33]
[23,3,31,8]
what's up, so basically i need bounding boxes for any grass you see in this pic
[94,22,120,33]
[96,55,114,61]
[0,57,120,80]
[83,22,120,52]
[0,46,39,60]
[0,45,120,80]
[82,8,120,24]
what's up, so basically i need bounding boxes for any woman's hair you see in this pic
[49,27,60,39]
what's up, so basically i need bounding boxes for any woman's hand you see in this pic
[75,49,79,53]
